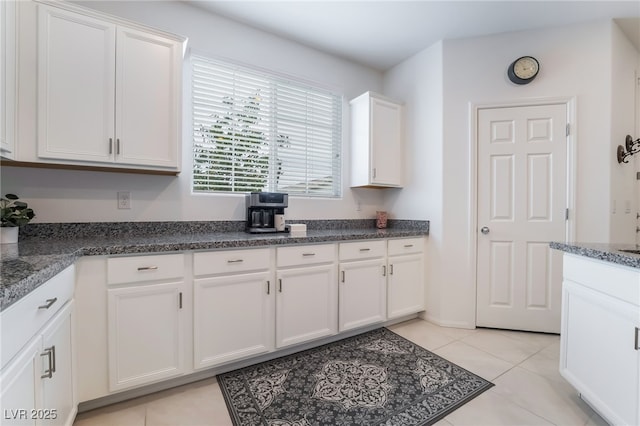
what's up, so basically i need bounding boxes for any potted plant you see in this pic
[1,194,35,244]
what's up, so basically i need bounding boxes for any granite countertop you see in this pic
[1,220,429,312]
[550,242,640,269]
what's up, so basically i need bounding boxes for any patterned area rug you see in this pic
[217,328,493,425]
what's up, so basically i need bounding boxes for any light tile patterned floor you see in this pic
[73,319,608,426]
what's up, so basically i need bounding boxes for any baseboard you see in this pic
[420,312,476,330]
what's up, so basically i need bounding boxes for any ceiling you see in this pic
[184,1,640,71]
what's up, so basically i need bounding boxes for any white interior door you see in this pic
[477,103,567,333]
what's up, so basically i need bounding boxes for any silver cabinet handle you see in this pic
[116,138,121,155]
[382,265,386,277]
[635,327,639,350]
[227,259,244,263]
[38,298,57,310]
[359,248,371,252]
[267,281,270,295]
[404,244,414,248]
[373,167,377,178]
[109,138,113,154]
[137,266,158,271]
[179,292,183,309]
[40,346,54,379]
[302,253,315,257]
[390,264,394,275]
[341,271,345,283]
[278,279,282,293]
[481,227,490,235]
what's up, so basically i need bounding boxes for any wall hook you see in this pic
[617,135,640,164]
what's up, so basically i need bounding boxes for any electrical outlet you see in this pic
[117,191,131,209]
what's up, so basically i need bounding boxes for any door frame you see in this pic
[469,97,577,328]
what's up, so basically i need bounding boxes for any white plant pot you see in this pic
[0,227,19,244]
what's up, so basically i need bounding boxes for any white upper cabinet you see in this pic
[350,91,403,188]
[1,0,16,159]
[35,4,183,171]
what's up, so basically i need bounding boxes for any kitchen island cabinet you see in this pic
[557,251,640,426]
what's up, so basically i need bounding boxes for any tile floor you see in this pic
[73,319,609,426]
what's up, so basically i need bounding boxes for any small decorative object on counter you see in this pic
[376,211,388,229]
[1,193,36,244]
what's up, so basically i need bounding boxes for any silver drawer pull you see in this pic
[635,327,639,351]
[404,244,414,248]
[38,298,57,310]
[137,266,158,271]
[40,346,54,379]
[227,259,244,263]
[359,248,371,252]
[302,253,315,257]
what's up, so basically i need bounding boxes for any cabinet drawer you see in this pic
[1,265,74,369]
[388,238,424,256]
[194,248,271,276]
[277,244,335,268]
[107,253,184,285]
[339,240,386,261]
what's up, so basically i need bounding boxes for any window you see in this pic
[192,55,343,197]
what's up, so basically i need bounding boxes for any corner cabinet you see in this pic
[559,254,640,426]
[35,4,183,171]
[350,91,403,188]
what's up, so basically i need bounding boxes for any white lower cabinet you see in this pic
[276,244,338,348]
[193,248,274,369]
[338,240,387,332]
[560,254,640,426]
[107,254,186,392]
[387,238,425,319]
[0,265,75,426]
[0,302,75,426]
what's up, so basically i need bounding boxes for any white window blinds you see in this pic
[192,56,342,197]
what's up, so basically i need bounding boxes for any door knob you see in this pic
[480,226,490,235]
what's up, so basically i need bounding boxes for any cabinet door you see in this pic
[0,0,16,159]
[561,281,640,426]
[107,282,184,392]
[0,337,40,426]
[339,259,386,331]
[193,272,274,369]
[37,6,115,163]
[370,97,402,187]
[40,302,74,426]
[387,254,424,319]
[115,26,180,168]
[276,264,337,348]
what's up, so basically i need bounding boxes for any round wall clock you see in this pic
[507,56,539,85]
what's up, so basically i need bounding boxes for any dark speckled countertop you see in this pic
[1,220,429,312]
[550,242,640,269]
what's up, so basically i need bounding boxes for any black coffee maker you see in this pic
[246,192,288,233]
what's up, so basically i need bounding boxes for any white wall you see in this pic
[382,42,444,322]
[1,0,385,223]
[384,20,639,328]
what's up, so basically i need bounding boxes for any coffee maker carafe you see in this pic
[246,192,288,233]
